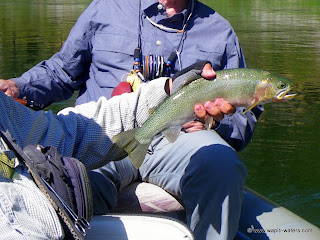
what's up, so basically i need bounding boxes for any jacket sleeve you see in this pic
[12,0,98,107]
[0,78,168,170]
[215,32,264,151]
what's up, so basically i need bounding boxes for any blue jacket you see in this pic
[13,0,262,150]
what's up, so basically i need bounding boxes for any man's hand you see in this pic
[184,99,236,132]
[165,61,235,133]
[182,63,236,133]
[201,62,216,79]
[0,79,19,97]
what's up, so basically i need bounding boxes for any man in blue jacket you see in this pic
[0,0,263,239]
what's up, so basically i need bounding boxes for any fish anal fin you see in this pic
[112,129,151,169]
[162,127,182,143]
[128,143,150,169]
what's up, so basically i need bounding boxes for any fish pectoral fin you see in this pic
[204,115,214,130]
[162,127,182,143]
[243,99,262,114]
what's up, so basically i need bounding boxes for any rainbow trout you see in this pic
[112,68,296,168]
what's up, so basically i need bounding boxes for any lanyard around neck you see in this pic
[134,0,195,79]
[145,0,194,33]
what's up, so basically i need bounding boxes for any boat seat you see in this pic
[86,182,192,239]
[91,184,320,240]
[110,182,186,221]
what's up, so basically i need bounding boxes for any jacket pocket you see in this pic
[91,32,138,87]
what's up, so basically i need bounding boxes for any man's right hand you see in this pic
[0,79,19,97]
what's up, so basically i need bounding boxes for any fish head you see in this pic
[255,72,296,104]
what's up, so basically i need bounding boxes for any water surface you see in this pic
[210,0,320,227]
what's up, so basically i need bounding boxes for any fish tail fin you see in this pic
[112,129,150,169]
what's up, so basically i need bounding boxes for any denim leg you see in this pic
[139,130,247,240]
[182,144,247,240]
[89,157,139,214]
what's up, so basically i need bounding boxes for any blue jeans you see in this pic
[90,130,247,240]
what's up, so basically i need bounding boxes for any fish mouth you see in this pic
[274,87,296,102]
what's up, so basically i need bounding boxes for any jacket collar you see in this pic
[142,0,194,30]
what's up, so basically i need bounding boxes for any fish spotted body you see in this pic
[112,68,296,168]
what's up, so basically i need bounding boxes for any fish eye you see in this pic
[277,81,287,89]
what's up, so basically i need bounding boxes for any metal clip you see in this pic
[41,177,91,236]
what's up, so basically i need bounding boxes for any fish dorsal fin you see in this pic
[162,127,181,143]
[175,76,203,92]
[243,99,262,114]
[183,76,202,87]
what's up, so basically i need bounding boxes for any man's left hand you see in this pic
[183,63,236,133]
[184,98,236,133]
